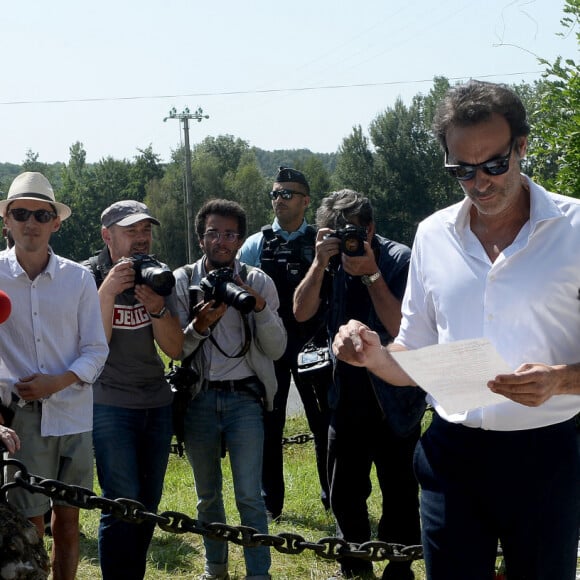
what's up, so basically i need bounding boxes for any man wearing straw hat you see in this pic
[0,172,109,580]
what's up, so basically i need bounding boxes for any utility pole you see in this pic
[164,106,209,263]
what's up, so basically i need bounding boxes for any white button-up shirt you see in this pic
[0,248,108,435]
[396,176,580,430]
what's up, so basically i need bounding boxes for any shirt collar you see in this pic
[6,246,57,279]
[272,218,309,240]
[447,174,563,241]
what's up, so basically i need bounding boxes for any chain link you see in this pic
[170,433,314,456]
[0,454,423,564]
[281,433,315,445]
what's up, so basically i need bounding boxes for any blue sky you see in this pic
[1,0,577,164]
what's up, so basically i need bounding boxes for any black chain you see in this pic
[170,433,315,456]
[0,455,423,564]
[281,433,315,445]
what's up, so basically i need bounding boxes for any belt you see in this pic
[11,392,42,410]
[207,377,259,391]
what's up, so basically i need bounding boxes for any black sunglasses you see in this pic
[444,139,516,181]
[269,189,305,200]
[8,208,57,223]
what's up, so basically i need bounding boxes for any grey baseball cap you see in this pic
[101,200,160,228]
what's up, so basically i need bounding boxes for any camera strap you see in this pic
[208,311,252,358]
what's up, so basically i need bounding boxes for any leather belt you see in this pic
[207,377,259,391]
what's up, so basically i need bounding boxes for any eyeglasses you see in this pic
[202,231,241,243]
[444,139,516,181]
[8,208,57,223]
[269,189,305,200]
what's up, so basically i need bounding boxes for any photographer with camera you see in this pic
[83,200,183,580]
[294,190,426,580]
[239,166,330,521]
[174,199,286,580]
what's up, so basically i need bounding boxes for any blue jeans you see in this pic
[93,403,173,580]
[184,388,271,579]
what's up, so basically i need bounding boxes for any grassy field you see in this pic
[56,413,427,579]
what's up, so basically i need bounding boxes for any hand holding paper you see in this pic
[390,338,512,414]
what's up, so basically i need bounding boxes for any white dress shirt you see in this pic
[0,248,108,435]
[396,176,580,430]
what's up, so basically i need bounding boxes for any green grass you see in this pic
[53,413,427,579]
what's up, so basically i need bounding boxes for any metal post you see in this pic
[164,107,209,263]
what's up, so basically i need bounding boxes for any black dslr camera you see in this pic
[199,267,256,314]
[326,224,367,272]
[130,254,176,296]
[330,224,367,257]
[166,364,199,392]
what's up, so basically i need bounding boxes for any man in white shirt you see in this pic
[0,172,109,580]
[333,81,580,580]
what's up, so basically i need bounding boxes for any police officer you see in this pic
[239,167,330,520]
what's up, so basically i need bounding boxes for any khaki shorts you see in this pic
[4,402,93,518]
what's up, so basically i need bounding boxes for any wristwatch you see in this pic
[361,271,381,287]
[149,306,168,319]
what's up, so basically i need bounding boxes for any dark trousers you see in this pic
[328,402,421,577]
[415,413,580,580]
[261,352,330,518]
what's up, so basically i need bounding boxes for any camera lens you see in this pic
[141,268,176,296]
[343,236,363,256]
[200,268,256,314]
[222,282,256,314]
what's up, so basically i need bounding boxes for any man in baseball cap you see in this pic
[100,200,160,228]
[82,199,183,580]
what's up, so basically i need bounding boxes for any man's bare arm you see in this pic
[332,319,416,386]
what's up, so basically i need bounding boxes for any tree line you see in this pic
[0,1,577,270]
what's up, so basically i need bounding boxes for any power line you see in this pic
[0,71,544,106]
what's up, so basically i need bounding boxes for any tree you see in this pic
[368,77,458,245]
[300,156,332,224]
[533,0,580,197]
[331,77,460,246]
[145,169,187,269]
[55,148,136,260]
[194,135,249,177]
[126,145,165,201]
[332,125,375,195]
[21,150,62,188]
[224,151,270,236]
[54,143,101,260]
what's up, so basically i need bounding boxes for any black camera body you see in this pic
[330,224,367,257]
[166,365,199,393]
[199,267,256,314]
[130,254,176,296]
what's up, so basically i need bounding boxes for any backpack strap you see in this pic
[239,263,254,282]
[86,254,105,289]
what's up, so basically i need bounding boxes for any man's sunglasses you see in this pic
[269,189,305,200]
[8,208,57,223]
[444,139,516,181]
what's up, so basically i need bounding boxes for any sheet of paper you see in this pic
[390,338,512,414]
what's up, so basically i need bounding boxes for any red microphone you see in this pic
[0,291,11,324]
